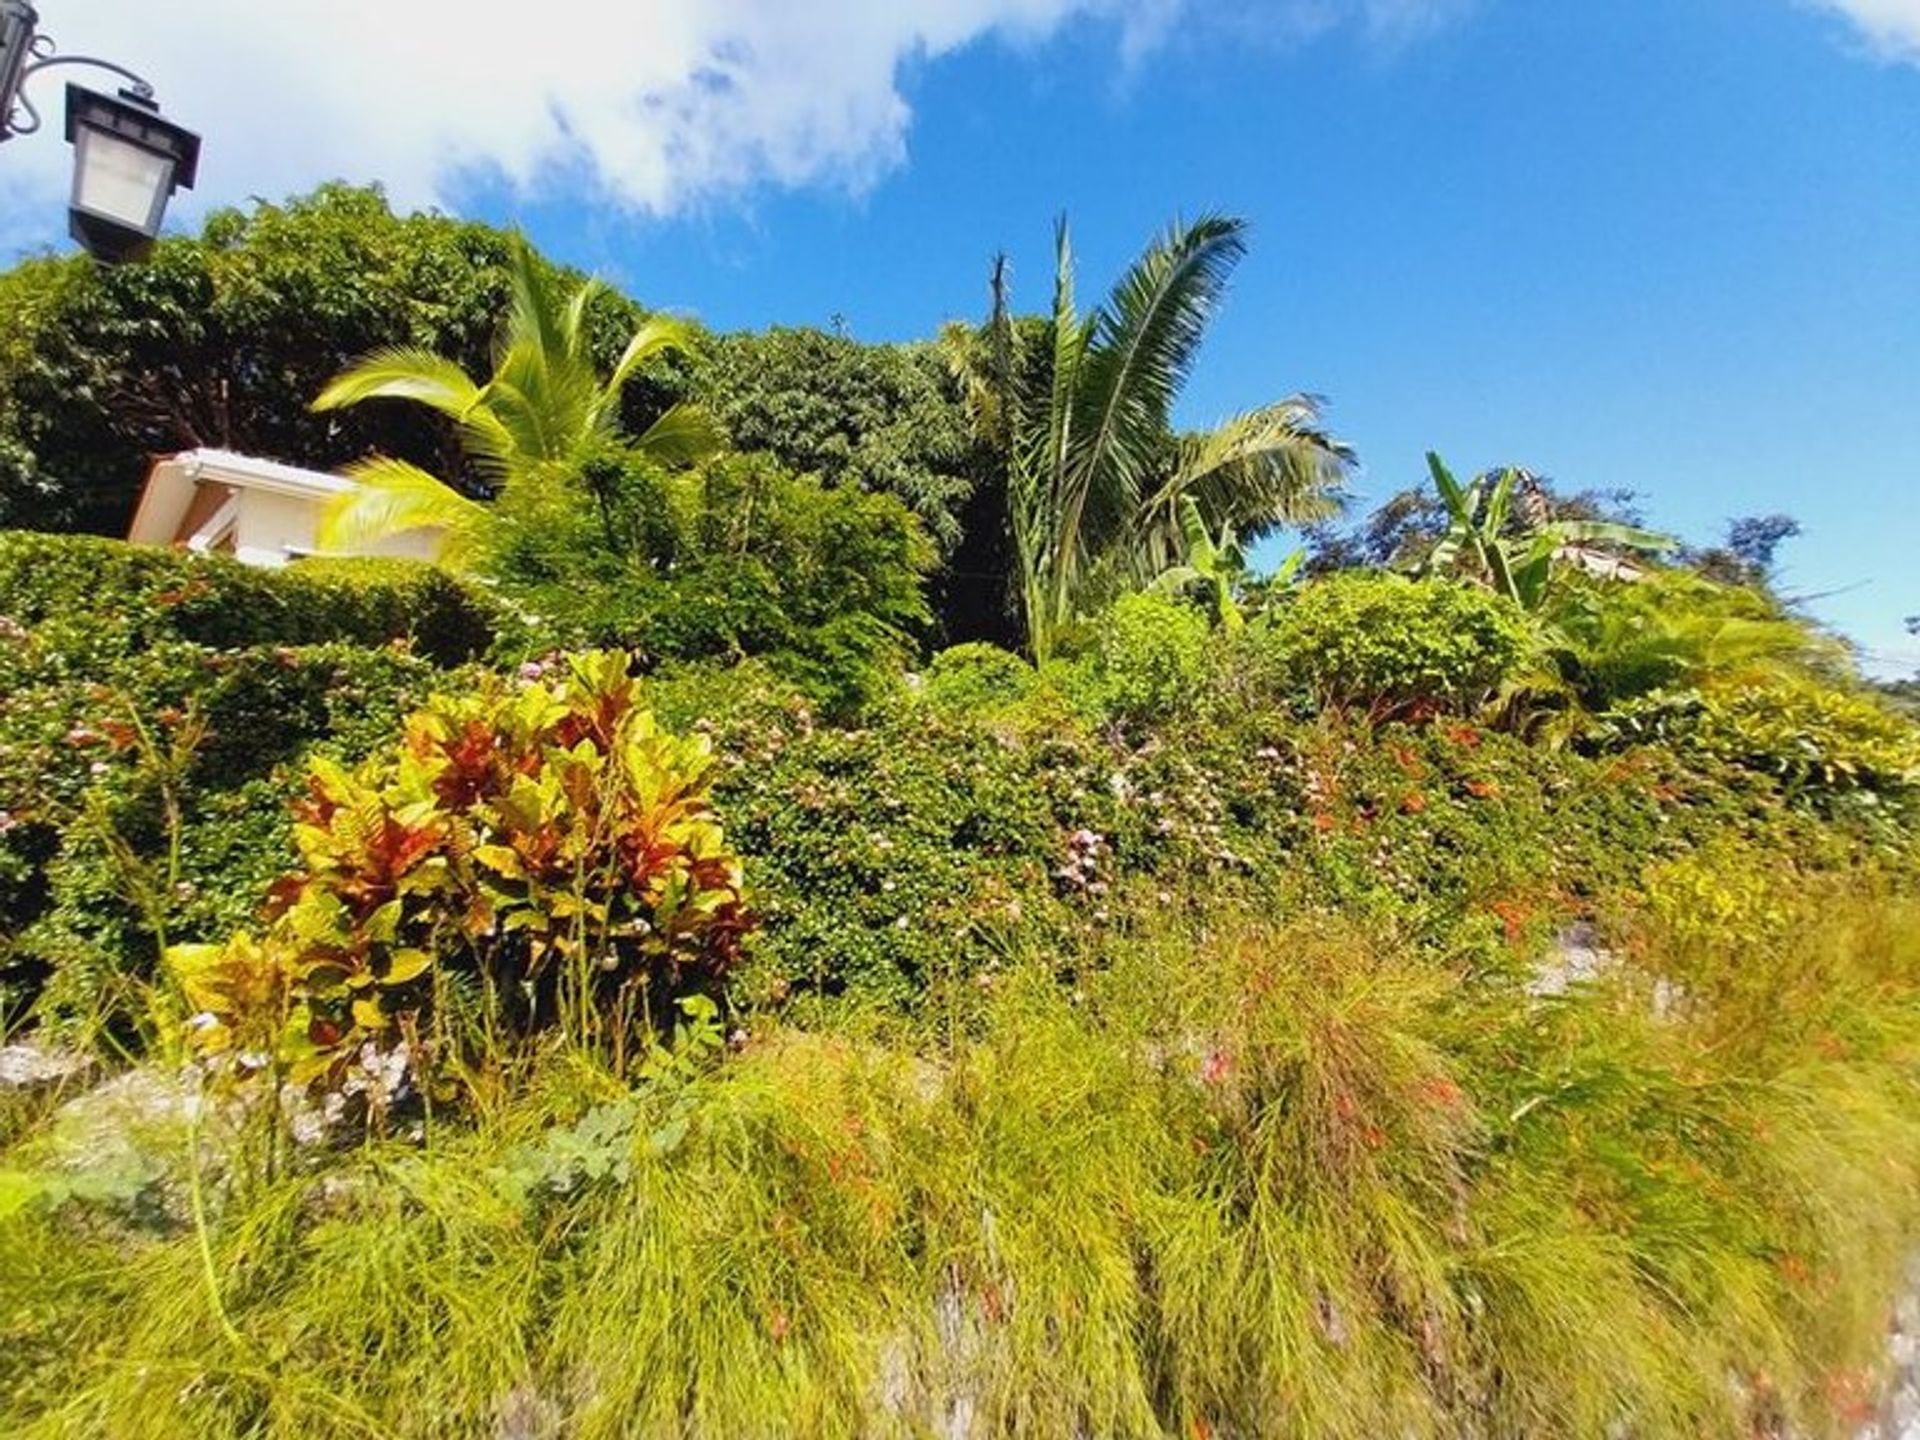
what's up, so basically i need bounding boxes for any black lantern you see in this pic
[1,1,204,264]
[63,83,199,261]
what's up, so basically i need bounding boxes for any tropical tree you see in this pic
[0,184,524,534]
[1418,452,1675,612]
[312,235,718,564]
[946,216,1353,661]
[695,326,975,553]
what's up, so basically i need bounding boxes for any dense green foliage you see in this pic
[1256,572,1536,719]
[1607,672,1920,798]
[696,327,977,553]
[1095,590,1212,725]
[4,189,1920,1439]
[0,186,521,533]
[491,453,935,714]
[0,532,502,666]
[0,535,497,1029]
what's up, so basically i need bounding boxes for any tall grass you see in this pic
[3,868,1918,1437]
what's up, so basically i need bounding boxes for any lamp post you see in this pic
[0,0,201,263]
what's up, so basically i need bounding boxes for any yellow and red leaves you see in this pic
[167,934,290,1056]
[427,715,505,811]
[184,651,755,1087]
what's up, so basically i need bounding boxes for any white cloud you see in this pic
[0,0,1472,255]
[1806,0,1920,61]
[0,0,1164,250]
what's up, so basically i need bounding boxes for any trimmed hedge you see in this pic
[0,534,498,1031]
[0,533,502,668]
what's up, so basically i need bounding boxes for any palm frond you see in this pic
[1153,397,1352,536]
[504,235,575,380]
[311,347,490,421]
[478,375,572,468]
[604,315,700,403]
[631,403,725,469]
[316,457,487,563]
[1065,215,1248,564]
[1026,219,1094,650]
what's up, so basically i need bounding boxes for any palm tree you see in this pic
[312,235,719,564]
[945,215,1353,662]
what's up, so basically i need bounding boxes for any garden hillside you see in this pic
[1,190,1919,1438]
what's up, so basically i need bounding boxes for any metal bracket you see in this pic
[2,2,158,141]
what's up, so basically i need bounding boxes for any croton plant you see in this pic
[169,651,751,1090]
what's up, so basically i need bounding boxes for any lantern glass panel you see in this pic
[71,123,175,235]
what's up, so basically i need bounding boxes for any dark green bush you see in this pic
[703,698,1116,1009]
[0,184,522,534]
[694,327,975,552]
[2,640,452,1030]
[1257,572,1534,718]
[0,534,498,1028]
[0,532,501,666]
[0,540,483,1029]
[488,453,935,716]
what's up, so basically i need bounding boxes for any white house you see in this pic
[127,449,439,567]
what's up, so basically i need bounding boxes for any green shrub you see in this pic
[1096,591,1210,726]
[3,643,451,1031]
[694,326,975,552]
[712,705,1105,1009]
[919,643,1041,715]
[1258,572,1534,719]
[1606,674,1920,799]
[0,532,501,666]
[487,453,935,716]
[1542,570,1832,713]
[0,535,494,1030]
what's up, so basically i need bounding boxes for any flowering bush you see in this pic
[168,651,751,1093]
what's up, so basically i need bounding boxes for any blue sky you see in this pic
[5,0,1917,671]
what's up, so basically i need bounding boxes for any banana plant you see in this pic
[1151,495,1249,630]
[1421,452,1675,611]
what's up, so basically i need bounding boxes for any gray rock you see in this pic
[0,1042,96,1092]
[1527,922,1617,998]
